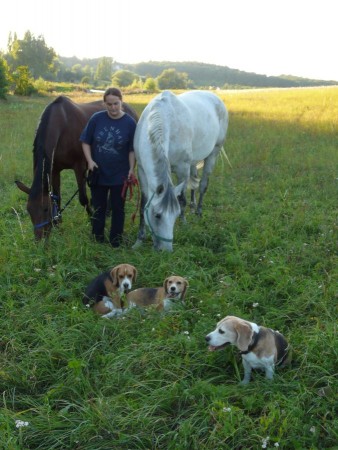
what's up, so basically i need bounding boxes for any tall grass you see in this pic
[0,87,337,449]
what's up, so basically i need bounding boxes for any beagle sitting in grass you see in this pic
[126,275,189,311]
[83,264,137,318]
[205,315,290,384]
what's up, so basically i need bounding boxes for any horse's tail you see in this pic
[220,146,233,169]
[188,162,203,190]
[188,175,200,190]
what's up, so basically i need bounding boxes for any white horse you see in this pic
[133,90,229,251]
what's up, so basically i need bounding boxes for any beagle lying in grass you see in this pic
[206,315,290,384]
[82,264,137,318]
[126,275,189,311]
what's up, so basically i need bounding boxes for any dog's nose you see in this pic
[205,335,210,342]
[123,282,129,288]
[170,286,176,292]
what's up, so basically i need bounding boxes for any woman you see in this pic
[81,87,137,247]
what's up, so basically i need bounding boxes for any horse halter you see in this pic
[34,189,79,230]
[34,192,61,230]
[144,191,173,243]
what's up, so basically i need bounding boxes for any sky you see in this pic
[0,0,337,81]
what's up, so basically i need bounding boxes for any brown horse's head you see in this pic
[16,180,58,240]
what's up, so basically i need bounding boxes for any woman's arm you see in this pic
[82,142,98,171]
[128,151,136,179]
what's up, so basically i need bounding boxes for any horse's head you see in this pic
[16,180,58,240]
[145,183,183,252]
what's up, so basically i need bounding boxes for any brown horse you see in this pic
[16,95,138,239]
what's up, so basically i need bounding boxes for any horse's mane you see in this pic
[31,97,65,197]
[147,97,179,214]
[147,98,171,182]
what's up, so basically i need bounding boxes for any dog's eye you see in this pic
[155,212,161,220]
[176,281,182,285]
[218,329,225,334]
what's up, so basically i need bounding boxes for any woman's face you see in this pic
[105,94,123,118]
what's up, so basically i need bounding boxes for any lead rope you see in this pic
[121,174,140,223]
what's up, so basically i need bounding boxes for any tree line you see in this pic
[0,30,336,99]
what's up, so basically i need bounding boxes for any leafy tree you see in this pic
[6,31,57,79]
[12,66,36,96]
[112,70,139,87]
[95,57,113,82]
[157,68,189,89]
[81,76,90,85]
[0,56,10,99]
[143,77,157,91]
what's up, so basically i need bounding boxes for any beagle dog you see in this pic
[126,275,189,311]
[205,315,290,384]
[82,264,137,318]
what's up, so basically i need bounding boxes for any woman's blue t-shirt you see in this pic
[80,111,136,186]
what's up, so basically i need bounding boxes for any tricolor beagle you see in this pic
[126,275,189,311]
[82,264,137,318]
[205,315,290,384]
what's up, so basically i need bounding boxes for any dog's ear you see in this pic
[163,277,169,291]
[181,278,189,298]
[132,266,138,282]
[110,266,120,286]
[234,321,253,351]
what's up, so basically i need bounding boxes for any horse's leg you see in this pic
[174,164,190,223]
[197,146,221,216]
[178,190,187,223]
[52,170,61,207]
[74,163,91,215]
[132,192,147,249]
[189,164,198,211]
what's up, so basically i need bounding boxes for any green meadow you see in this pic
[0,87,337,449]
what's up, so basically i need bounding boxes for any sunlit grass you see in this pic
[0,87,337,449]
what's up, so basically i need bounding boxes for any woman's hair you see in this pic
[103,87,123,101]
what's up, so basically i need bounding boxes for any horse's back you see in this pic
[135,90,228,165]
[39,97,104,168]
[178,90,228,138]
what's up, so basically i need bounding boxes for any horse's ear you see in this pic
[15,180,31,195]
[174,181,185,197]
[156,184,164,195]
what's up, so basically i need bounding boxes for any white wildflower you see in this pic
[262,436,270,448]
[34,268,41,272]
[252,302,259,308]
[217,313,221,317]
[222,407,231,412]
[274,443,279,448]
[310,426,316,434]
[183,331,189,335]
[15,420,29,428]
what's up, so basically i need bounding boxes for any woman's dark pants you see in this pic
[90,184,125,247]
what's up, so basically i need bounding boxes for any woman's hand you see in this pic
[88,160,98,171]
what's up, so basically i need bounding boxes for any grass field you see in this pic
[0,87,337,449]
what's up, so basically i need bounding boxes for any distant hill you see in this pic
[59,57,337,89]
[123,61,337,88]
